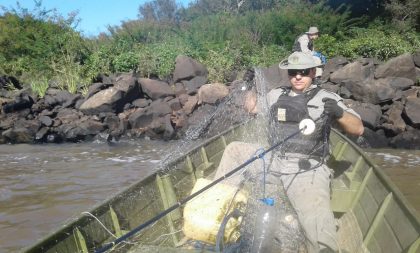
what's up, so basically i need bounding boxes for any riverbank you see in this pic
[1,52,420,148]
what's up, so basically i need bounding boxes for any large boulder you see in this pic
[132,98,151,108]
[404,97,420,127]
[101,113,125,138]
[182,95,198,115]
[389,129,420,149]
[114,74,140,102]
[402,87,419,99]
[258,64,290,90]
[85,82,113,99]
[44,89,81,108]
[344,79,395,104]
[180,76,208,95]
[1,119,40,143]
[139,78,175,99]
[80,74,139,115]
[413,51,420,67]
[55,108,82,124]
[320,82,340,94]
[38,115,53,127]
[382,101,406,135]
[173,55,208,83]
[322,56,349,82]
[55,117,104,141]
[166,97,182,111]
[79,87,124,115]
[148,99,172,117]
[2,127,34,143]
[377,77,414,91]
[184,104,216,139]
[197,83,229,105]
[375,53,416,82]
[344,99,382,129]
[145,114,174,140]
[323,56,349,72]
[128,108,152,129]
[2,91,34,113]
[360,128,389,148]
[330,59,374,84]
[128,99,172,130]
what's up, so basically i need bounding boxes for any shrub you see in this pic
[317,26,420,61]
[30,77,49,97]
[113,51,139,73]
[82,46,113,79]
[200,45,238,83]
[137,39,192,79]
[246,44,289,67]
[0,4,88,86]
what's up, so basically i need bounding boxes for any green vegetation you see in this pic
[0,0,419,96]
[0,1,90,94]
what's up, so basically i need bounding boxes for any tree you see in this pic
[0,1,87,84]
[180,0,308,18]
[384,0,420,31]
[138,0,179,22]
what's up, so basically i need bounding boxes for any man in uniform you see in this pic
[292,26,324,77]
[293,26,319,54]
[214,52,364,252]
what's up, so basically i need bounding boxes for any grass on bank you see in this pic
[0,1,419,96]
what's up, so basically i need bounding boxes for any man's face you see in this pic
[288,68,315,93]
[309,33,319,40]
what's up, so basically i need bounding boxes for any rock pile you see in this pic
[1,52,419,149]
[0,55,247,144]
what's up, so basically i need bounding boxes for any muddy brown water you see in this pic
[0,140,176,252]
[0,141,418,252]
[366,149,420,215]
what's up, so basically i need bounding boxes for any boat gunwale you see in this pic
[331,129,420,226]
[23,121,420,252]
[22,122,243,252]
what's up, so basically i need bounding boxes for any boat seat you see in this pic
[336,211,370,253]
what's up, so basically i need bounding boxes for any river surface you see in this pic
[0,139,179,253]
[366,149,420,215]
[0,141,419,252]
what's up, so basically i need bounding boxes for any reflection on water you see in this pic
[366,149,420,214]
[0,140,170,253]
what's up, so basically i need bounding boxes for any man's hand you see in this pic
[322,98,343,119]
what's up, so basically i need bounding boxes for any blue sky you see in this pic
[1,0,193,36]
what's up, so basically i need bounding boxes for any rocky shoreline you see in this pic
[1,53,420,149]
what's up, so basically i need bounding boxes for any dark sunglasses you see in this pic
[287,69,311,76]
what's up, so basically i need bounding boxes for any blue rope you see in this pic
[253,148,275,206]
[253,148,267,200]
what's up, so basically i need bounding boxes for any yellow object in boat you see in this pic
[183,178,248,245]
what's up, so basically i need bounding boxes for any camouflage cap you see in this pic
[279,52,323,70]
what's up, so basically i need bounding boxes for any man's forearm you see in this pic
[244,90,257,114]
[337,112,364,136]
